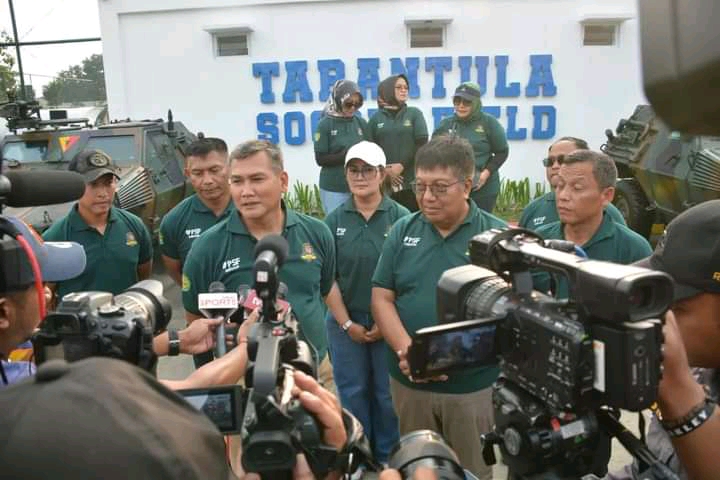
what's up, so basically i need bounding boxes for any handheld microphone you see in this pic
[198,281,238,357]
[0,170,87,208]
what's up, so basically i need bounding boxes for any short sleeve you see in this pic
[159,215,180,259]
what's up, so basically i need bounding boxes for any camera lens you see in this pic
[114,279,172,333]
[388,430,465,480]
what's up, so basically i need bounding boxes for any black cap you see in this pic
[68,149,120,183]
[634,200,720,301]
[453,83,481,101]
[0,358,236,480]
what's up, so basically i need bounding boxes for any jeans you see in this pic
[320,189,351,216]
[326,311,400,462]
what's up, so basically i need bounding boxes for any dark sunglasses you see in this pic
[542,154,566,167]
[452,97,473,106]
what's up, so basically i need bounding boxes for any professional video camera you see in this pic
[31,280,171,372]
[406,228,681,480]
[179,234,377,480]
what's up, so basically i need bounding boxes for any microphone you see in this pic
[198,281,239,357]
[0,170,87,207]
[253,234,288,300]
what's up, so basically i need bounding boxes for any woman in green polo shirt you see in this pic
[323,141,410,465]
[369,74,429,212]
[314,80,370,215]
[433,82,510,213]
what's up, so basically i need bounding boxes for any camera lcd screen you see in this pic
[180,388,241,434]
[423,324,497,374]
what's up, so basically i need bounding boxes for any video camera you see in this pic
[407,228,680,480]
[31,280,171,373]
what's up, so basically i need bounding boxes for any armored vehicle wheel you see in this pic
[613,179,654,238]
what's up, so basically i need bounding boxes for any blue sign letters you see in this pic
[254,54,559,146]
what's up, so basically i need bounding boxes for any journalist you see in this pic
[42,149,154,299]
[371,134,507,479]
[323,140,409,465]
[182,139,337,392]
[518,136,626,230]
[534,149,652,298]
[607,200,720,480]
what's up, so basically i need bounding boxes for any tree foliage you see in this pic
[42,53,106,106]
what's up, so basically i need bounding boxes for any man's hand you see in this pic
[365,324,383,343]
[178,317,224,355]
[397,348,447,383]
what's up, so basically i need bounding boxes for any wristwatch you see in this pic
[341,320,353,332]
[168,329,181,356]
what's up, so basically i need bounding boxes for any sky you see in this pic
[0,0,102,95]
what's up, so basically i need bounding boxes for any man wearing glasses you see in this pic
[519,137,626,230]
[371,135,507,480]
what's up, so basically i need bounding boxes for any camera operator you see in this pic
[0,217,86,385]
[606,200,720,480]
[518,136,626,231]
[533,149,652,297]
[371,134,507,479]
[42,149,154,300]
[182,140,337,392]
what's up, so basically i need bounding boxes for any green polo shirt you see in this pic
[533,213,653,298]
[181,204,335,361]
[368,106,428,187]
[519,191,627,231]
[314,115,370,193]
[433,112,508,197]
[371,201,507,394]
[42,205,153,298]
[159,194,233,265]
[325,195,410,313]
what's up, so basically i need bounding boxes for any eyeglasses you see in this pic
[410,180,462,196]
[452,97,473,107]
[347,165,378,178]
[542,154,566,167]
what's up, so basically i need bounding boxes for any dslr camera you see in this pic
[31,279,171,373]
[407,228,680,480]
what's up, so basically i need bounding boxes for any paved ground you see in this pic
[151,261,641,478]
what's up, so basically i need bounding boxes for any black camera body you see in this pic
[407,228,675,479]
[31,280,171,372]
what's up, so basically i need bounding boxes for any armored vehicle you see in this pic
[0,100,197,240]
[600,104,720,239]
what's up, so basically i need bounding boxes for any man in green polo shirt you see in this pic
[371,135,507,479]
[159,137,233,286]
[42,149,153,299]
[533,149,652,298]
[181,139,336,392]
[519,136,626,230]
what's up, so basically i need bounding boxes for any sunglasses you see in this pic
[452,97,473,106]
[542,154,566,167]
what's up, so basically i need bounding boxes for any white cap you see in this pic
[344,141,387,167]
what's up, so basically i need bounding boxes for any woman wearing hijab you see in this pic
[314,80,370,215]
[369,74,428,212]
[433,82,509,213]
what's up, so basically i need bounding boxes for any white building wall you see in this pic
[98,0,647,188]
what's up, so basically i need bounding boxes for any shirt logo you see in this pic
[301,243,317,262]
[403,236,421,247]
[330,129,338,136]
[336,227,346,237]
[185,228,202,239]
[404,119,412,127]
[126,232,138,247]
[377,123,385,129]
[533,216,546,226]
[222,257,241,272]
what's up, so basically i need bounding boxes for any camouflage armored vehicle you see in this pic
[0,100,197,240]
[600,104,720,239]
